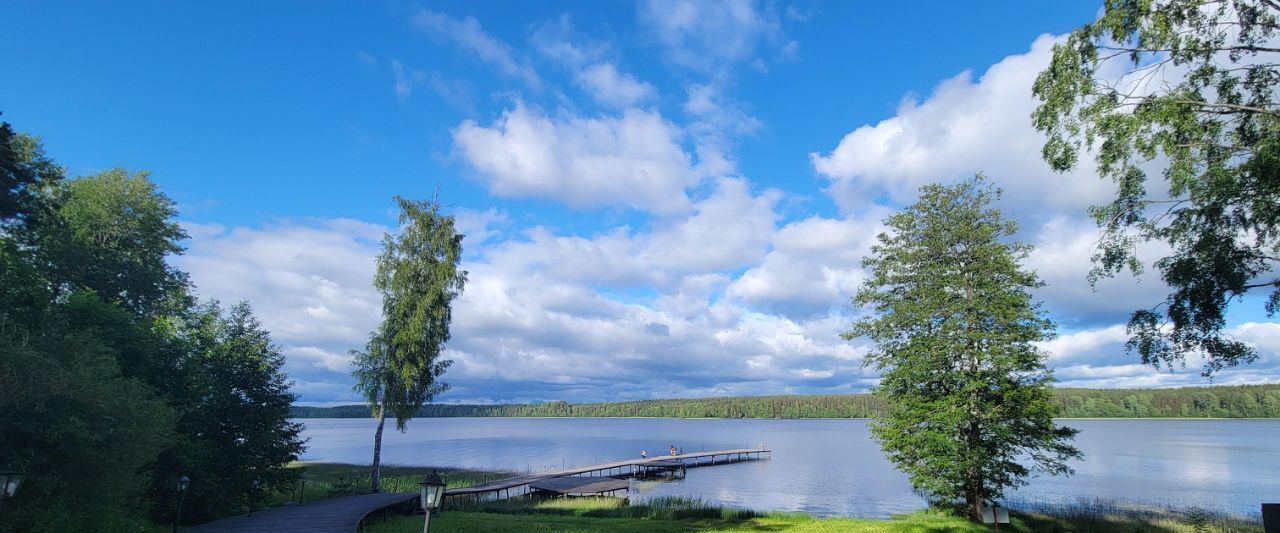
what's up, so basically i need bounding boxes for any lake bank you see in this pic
[358,495,1263,533]
[265,463,1262,532]
[292,384,1280,420]
[297,417,1279,519]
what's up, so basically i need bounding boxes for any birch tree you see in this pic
[353,195,466,493]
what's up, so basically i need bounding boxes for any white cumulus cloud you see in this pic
[810,34,1113,217]
[175,218,385,381]
[577,63,657,108]
[452,102,701,214]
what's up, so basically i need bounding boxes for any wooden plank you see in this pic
[180,449,769,531]
[445,448,770,496]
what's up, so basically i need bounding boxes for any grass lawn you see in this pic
[366,509,992,533]
[262,462,518,507]
[360,496,1264,533]
[259,466,1262,532]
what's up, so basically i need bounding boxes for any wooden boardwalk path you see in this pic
[181,448,769,532]
[446,448,770,500]
[182,492,415,533]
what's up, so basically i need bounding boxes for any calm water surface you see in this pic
[298,418,1278,518]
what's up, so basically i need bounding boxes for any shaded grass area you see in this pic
[261,462,517,507]
[362,496,1265,533]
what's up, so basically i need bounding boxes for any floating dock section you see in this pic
[529,476,630,497]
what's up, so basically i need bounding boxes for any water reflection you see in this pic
[298,417,1277,518]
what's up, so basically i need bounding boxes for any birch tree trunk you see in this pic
[370,397,387,493]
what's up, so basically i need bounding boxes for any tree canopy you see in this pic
[846,177,1080,519]
[0,120,304,530]
[1033,0,1280,375]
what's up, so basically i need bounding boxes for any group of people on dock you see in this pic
[639,444,683,459]
[640,443,765,459]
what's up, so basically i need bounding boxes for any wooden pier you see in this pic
[444,448,771,503]
[184,449,770,531]
[529,477,630,497]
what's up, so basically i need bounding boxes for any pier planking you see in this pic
[444,448,771,499]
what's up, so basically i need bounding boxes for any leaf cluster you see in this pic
[1033,0,1280,374]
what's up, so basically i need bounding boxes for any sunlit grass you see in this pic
[362,495,1266,533]
[275,464,1265,532]
[261,461,517,507]
[364,508,990,533]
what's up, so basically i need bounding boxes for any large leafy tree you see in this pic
[166,301,305,523]
[845,177,1080,520]
[353,195,466,493]
[1033,0,1280,375]
[0,292,177,532]
[0,120,304,529]
[0,127,180,530]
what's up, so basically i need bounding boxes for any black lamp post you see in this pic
[248,478,259,516]
[0,460,26,514]
[173,475,190,533]
[296,476,309,505]
[417,471,445,533]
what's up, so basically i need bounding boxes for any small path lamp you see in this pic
[417,471,445,533]
[295,475,309,505]
[173,475,190,533]
[248,478,259,516]
[0,459,26,514]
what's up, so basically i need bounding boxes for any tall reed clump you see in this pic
[1002,496,1263,532]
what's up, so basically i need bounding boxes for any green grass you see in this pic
[365,508,989,533]
[272,464,1264,532]
[262,461,518,507]
[361,496,1265,533]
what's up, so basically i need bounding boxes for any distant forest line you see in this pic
[291,384,1280,419]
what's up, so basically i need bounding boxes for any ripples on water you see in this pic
[298,417,1278,518]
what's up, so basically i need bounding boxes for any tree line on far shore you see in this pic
[290,383,1280,420]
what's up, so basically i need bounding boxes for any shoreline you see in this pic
[355,490,1265,533]
[291,415,1280,421]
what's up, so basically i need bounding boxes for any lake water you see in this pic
[297,417,1278,518]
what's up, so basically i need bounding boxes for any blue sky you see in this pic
[4,1,1277,404]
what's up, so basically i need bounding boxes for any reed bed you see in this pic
[1001,496,1263,533]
